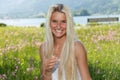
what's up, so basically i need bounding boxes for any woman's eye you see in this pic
[62,21,66,23]
[52,20,57,23]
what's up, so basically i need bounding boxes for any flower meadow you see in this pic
[0,24,120,80]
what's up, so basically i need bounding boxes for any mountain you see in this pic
[0,0,120,18]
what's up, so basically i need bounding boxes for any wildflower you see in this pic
[105,30,116,41]
[26,67,34,73]
[15,65,19,72]
[0,74,7,80]
[0,75,2,79]
[96,69,100,74]
[97,46,102,50]
[34,76,38,80]
[97,35,105,41]
[0,52,2,56]
[93,39,98,44]
[12,71,16,76]
[35,41,41,47]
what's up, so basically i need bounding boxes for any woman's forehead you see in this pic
[51,12,66,19]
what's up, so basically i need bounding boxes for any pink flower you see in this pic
[99,35,104,40]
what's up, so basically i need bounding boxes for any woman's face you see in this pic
[50,11,67,38]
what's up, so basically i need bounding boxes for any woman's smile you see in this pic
[55,29,62,33]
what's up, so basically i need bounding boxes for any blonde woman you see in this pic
[40,4,92,80]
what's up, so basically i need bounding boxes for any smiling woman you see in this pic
[50,11,67,38]
[40,4,92,80]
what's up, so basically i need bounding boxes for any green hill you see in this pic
[0,0,120,18]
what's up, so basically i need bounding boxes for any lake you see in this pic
[0,15,120,27]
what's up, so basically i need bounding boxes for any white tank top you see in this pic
[52,60,81,80]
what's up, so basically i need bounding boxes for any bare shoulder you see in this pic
[75,40,85,49]
[74,40,87,59]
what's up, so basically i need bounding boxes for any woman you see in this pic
[40,4,92,80]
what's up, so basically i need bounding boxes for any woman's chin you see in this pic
[54,34,66,38]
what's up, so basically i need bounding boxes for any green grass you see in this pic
[0,27,44,80]
[0,24,120,80]
[77,24,120,80]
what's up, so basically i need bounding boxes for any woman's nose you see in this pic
[56,22,61,28]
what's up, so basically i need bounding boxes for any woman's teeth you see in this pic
[56,29,62,33]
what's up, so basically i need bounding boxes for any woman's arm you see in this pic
[40,43,58,80]
[75,41,92,80]
[40,43,51,80]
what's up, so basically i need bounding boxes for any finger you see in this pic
[46,59,58,65]
[45,65,54,71]
[49,59,58,63]
[45,61,56,69]
[48,62,57,66]
[46,56,57,62]
[45,59,56,66]
[52,55,58,59]
[44,57,58,70]
[46,60,58,69]
[48,65,54,69]
[50,57,58,61]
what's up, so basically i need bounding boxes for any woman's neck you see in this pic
[53,36,66,57]
[54,36,66,48]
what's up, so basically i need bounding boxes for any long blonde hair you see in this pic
[44,4,78,80]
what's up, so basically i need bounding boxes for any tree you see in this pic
[80,9,90,16]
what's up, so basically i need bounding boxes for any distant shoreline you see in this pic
[0,15,120,27]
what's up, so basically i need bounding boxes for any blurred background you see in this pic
[0,0,120,26]
[0,0,120,80]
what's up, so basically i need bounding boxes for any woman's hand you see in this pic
[44,56,58,72]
